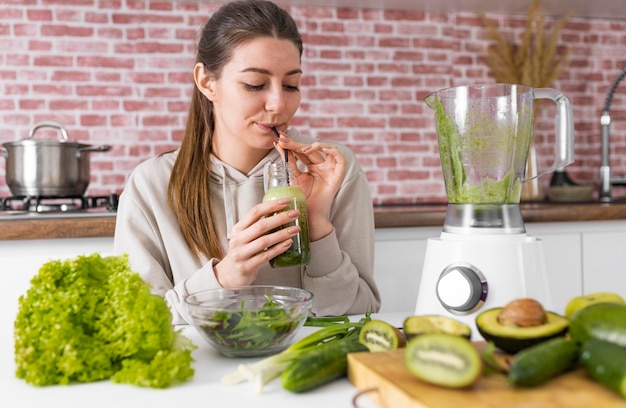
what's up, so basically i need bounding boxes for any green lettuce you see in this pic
[13,253,196,388]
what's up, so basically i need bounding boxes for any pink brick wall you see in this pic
[1,1,625,205]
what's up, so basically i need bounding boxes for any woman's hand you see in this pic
[275,133,346,241]
[215,198,301,287]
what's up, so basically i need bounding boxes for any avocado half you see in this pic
[476,308,569,354]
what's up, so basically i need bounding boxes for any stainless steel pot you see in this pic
[0,121,111,197]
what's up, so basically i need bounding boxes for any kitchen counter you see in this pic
[1,323,387,408]
[0,256,398,407]
[3,201,626,240]
[373,201,626,228]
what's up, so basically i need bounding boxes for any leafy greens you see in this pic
[201,294,300,351]
[13,253,196,388]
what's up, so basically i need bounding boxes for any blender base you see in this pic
[415,232,553,340]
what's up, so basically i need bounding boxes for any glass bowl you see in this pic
[183,285,313,357]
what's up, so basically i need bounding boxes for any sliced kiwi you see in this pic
[403,315,472,340]
[404,333,482,388]
[358,319,407,352]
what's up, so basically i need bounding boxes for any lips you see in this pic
[257,122,281,133]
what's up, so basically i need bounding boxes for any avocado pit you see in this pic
[497,298,548,327]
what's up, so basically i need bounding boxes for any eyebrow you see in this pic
[240,67,303,76]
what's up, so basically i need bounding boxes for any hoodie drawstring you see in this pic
[218,164,236,239]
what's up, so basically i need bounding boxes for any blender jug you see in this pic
[416,84,574,332]
[425,83,574,207]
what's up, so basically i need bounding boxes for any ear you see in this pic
[194,62,218,102]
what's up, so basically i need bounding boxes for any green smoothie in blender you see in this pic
[431,96,526,204]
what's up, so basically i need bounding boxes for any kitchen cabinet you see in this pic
[527,221,626,307]
[582,228,626,294]
[3,220,625,318]
[375,220,626,316]
[0,238,114,288]
[374,223,586,315]
[373,226,439,314]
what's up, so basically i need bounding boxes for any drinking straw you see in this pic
[272,127,290,186]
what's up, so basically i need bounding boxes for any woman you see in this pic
[114,0,380,324]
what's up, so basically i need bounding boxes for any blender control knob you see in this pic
[436,264,487,315]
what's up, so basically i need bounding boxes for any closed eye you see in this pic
[243,83,300,92]
[244,83,264,91]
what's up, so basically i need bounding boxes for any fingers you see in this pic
[229,223,299,267]
[229,201,301,260]
[276,133,340,166]
[217,229,296,287]
[232,201,299,241]
[233,198,290,231]
[301,142,336,165]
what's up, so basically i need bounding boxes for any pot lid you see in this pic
[4,120,87,147]
[2,120,112,153]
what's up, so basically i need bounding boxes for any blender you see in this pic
[415,84,574,338]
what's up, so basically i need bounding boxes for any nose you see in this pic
[264,85,286,113]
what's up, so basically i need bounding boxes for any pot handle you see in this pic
[0,146,7,158]
[29,120,69,141]
[76,145,112,156]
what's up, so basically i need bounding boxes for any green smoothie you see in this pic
[263,185,311,267]
[432,96,524,204]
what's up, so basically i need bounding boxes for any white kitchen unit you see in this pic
[374,223,585,315]
[375,220,626,316]
[0,237,115,292]
[0,237,114,257]
[2,219,625,318]
[527,221,626,311]
[582,227,626,294]
[373,226,440,314]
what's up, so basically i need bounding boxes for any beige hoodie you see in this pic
[113,128,380,324]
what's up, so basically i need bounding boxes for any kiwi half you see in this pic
[403,315,472,340]
[358,319,407,352]
[404,333,482,388]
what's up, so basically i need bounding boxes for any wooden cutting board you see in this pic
[347,348,626,408]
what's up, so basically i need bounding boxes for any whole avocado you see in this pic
[569,302,626,347]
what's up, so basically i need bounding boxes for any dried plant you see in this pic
[478,0,572,88]
[478,0,573,201]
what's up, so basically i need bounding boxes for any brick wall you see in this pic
[1,1,625,204]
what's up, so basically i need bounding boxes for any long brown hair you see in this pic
[168,0,303,260]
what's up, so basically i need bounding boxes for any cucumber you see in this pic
[280,336,367,393]
[580,338,626,398]
[569,302,626,347]
[508,337,580,387]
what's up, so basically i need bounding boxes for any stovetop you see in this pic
[0,194,118,221]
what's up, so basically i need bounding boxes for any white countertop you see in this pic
[0,260,406,408]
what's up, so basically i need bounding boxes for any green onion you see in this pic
[222,313,371,394]
[304,315,350,326]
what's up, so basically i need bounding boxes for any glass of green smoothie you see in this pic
[263,162,310,267]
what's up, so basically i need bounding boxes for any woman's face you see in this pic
[197,36,302,168]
